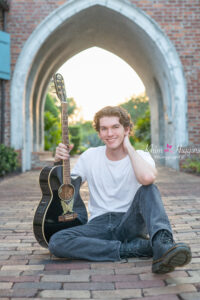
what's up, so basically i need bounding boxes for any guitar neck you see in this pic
[61,102,71,185]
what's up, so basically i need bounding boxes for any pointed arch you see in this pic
[10,0,187,171]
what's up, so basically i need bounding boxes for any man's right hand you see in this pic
[54,143,73,162]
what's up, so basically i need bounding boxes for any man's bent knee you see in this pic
[48,232,61,257]
[139,183,158,193]
[48,231,70,258]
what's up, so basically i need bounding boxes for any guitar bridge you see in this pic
[58,212,78,222]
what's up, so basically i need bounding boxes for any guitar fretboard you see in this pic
[61,102,71,185]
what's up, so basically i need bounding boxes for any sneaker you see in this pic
[120,237,153,259]
[152,230,192,274]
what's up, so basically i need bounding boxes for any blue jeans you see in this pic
[49,184,172,261]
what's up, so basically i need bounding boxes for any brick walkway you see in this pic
[0,159,200,299]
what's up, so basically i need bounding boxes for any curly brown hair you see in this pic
[93,106,133,133]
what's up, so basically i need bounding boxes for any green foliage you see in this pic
[0,144,19,176]
[77,145,88,154]
[69,125,80,136]
[87,132,104,147]
[81,121,94,132]
[119,94,151,146]
[120,94,149,124]
[44,111,61,151]
[78,121,103,148]
[45,93,60,118]
[44,93,61,151]
[182,157,200,173]
[44,92,79,152]
[45,93,77,118]
[130,140,148,150]
[79,121,94,145]
[134,108,151,145]
[69,125,81,155]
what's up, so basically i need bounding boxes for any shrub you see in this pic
[69,125,81,155]
[69,125,80,137]
[87,132,104,147]
[182,157,200,174]
[78,121,103,149]
[77,145,88,154]
[131,140,148,150]
[0,144,19,176]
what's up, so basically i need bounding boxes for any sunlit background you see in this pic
[58,47,145,121]
[45,47,149,152]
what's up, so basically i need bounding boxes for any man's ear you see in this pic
[124,126,130,136]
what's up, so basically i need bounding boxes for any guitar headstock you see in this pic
[53,73,67,103]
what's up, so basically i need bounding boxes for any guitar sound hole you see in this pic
[58,183,74,201]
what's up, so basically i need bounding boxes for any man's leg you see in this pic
[115,184,172,242]
[49,213,121,262]
[114,184,191,273]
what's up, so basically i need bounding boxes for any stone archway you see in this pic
[10,0,188,172]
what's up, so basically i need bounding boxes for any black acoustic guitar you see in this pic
[33,73,88,248]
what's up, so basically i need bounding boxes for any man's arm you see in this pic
[123,135,157,185]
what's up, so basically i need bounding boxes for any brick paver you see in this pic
[0,159,200,299]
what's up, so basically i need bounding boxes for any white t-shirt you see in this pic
[72,146,155,221]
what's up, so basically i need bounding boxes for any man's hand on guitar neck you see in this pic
[55,143,74,162]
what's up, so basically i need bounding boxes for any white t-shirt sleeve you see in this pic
[136,150,156,168]
[71,152,87,183]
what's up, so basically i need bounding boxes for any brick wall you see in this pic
[1,7,10,145]
[2,0,200,147]
[130,0,200,145]
[0,9,3,144]
[0,9,3,30]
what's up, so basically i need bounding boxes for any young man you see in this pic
[49,106,191,274]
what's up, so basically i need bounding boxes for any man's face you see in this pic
[98,116,129,150]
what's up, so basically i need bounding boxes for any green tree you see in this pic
[119,93,151,147]
[45,93,60,118]
[44,93,61,151]
[80,121,95,145]
[69,125,81,155]
[44,111,61,151]
[79,121,103,148]
[120,94,149,124]
[44,90,80,152]
[134,108,151,145]
[45,93,77,118]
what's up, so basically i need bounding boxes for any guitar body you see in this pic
[33,73,87,248]
[33,165,88,248]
